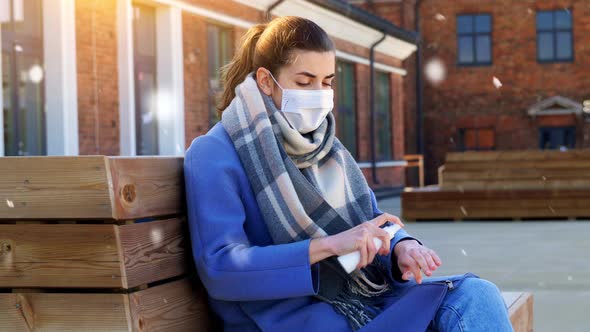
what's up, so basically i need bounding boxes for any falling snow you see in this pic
[424,58,446,85]
[150,228,163,243]
[493,76,503,89]
[435,13,446,21]
[142,112,154,125]
[28,65,44,84]
[460,206,468,216]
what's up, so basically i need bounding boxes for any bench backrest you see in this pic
[0,156,217,331]
[440,150,590,190]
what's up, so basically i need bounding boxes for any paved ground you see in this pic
[377,196,590,332]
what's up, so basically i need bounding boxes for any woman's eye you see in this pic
[296,82,310,87]
[323,82,333,87]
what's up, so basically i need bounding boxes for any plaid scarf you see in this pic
[221,73,392,330]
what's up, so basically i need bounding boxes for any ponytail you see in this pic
[217,23,267,116]
[216,17,335,116]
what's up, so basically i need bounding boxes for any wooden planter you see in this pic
[403,150,590,220]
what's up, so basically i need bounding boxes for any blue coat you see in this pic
[184,122,466,332]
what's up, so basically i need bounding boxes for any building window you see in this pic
[132,4,158,155]
[375,71,392,161]
[456,14,492,65]
[539,126,575,150]
[335,60,357,159]
[1,0,45,156]
[536,9,573,63]
[457,127,495,151]
[207,24,233,128]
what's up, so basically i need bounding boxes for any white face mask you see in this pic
[268,71,334,134]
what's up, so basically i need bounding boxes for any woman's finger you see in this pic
[409,262,422,284]
[358,236,369,270]
[372,213,390,227]
[372,213,404,227]
[402,270,414,281]
[378,233,390,255]
[386,214,405,227]
[422,250,438,271]
[367,235,377,265]
[429,249,443,266]
[367,223,391,255]
[400,254,422,283]
[410,250,432,276]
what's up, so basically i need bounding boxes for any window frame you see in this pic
[335,60,358,160]
[207,23,233,128]
[119,3,185,156]
[375,70,393,161]
[132,3,159,156]
[456,13,493,67]
[538,126,576,149]
[457,127,496,152]
[1,0,47,156]
[536,9,574,64]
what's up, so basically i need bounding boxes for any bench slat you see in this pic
[441,150,590,191]
[402,186,590,220]
[0,218,188,288]
[0,278,212,332]
[0,156,184,220]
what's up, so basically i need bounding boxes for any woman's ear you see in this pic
[256,67,273,96]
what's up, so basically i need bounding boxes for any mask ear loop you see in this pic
[267,70,292,118]
[266,70,289,109]
[267,70,284,91]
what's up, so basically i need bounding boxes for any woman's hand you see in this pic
[394,240,442,284]
[309,213,404,268]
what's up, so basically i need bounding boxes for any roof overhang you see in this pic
[233,0,418,60]
[528,96,583,118]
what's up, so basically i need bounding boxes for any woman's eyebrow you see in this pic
[296,72,336,79]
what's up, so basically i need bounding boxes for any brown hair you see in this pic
[217,16,335,115]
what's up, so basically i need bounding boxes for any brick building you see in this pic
[0,0,418,190]
[358,0,590,184]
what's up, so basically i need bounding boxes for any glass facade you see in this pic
[1,0,45,156]
[335,60,357,159]
[375,71,392,161]
[207,24,233,127]
[132,3,158,155]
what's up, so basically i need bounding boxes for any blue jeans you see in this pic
[384,275,514,332]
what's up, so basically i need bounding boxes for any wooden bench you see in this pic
[503,292,534,332]
[440,150,590,190]
[403,150,590,220]
[0,156,532,331]
[0,156,216,331]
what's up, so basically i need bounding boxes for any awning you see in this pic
[233,0,418,60]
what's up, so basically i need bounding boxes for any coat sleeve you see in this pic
[184,135,319,302]
[368,190,422,283]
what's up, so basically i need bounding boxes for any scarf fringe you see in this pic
[350,269,390,296]
[327,260,392,331]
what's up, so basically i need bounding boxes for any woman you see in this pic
[184,16,513,332]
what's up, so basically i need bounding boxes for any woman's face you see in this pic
[257,49,336,110]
